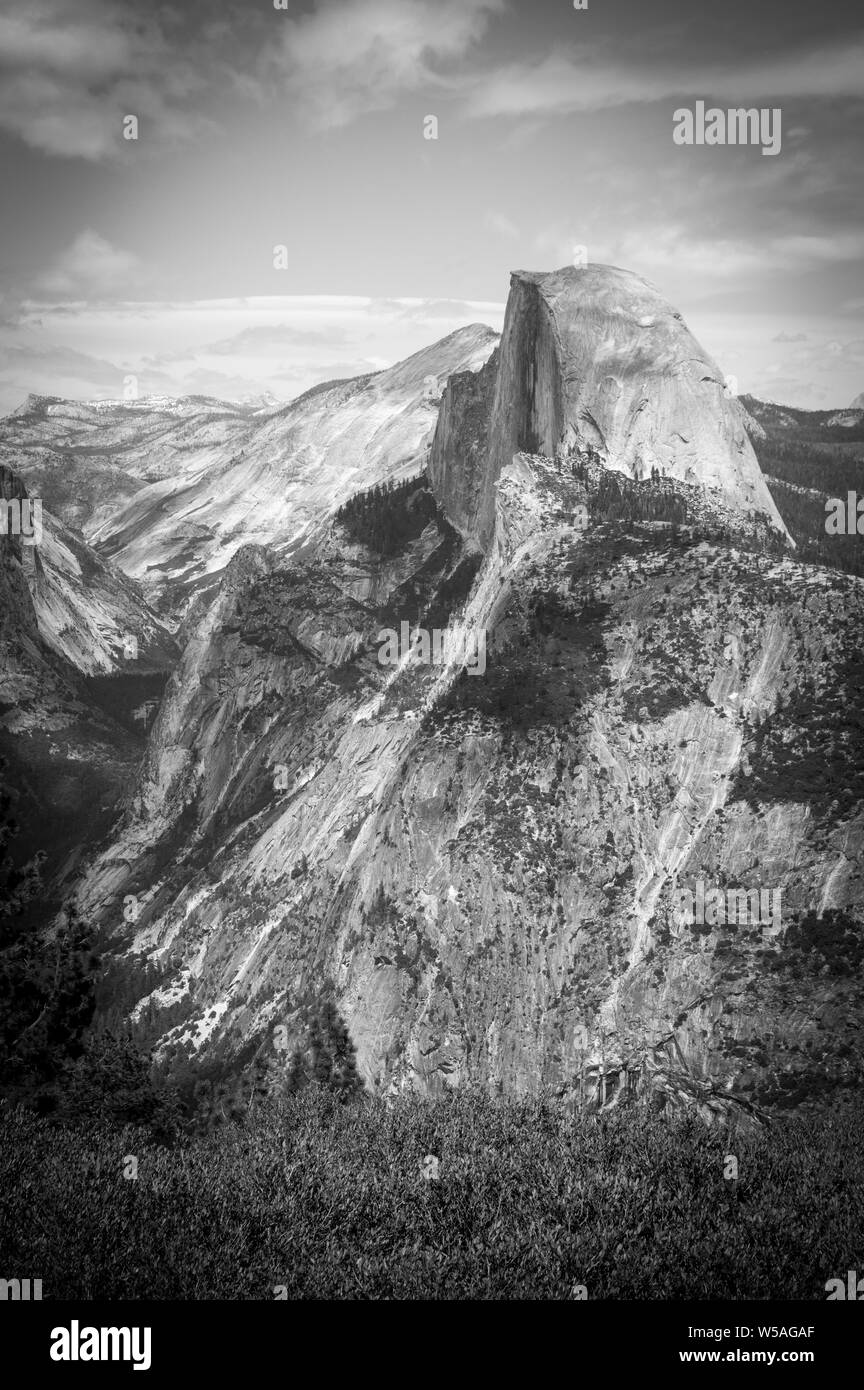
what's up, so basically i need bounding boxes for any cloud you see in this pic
[464,33,864,118]
[771,233,864,265]
[553,226,864,285]
[752,376,830,406]
[215,325,347,353]
[0,340,128,415]
[761,335,864,377]
[0,3,128,76]
[773,331,808,342]
[35,231,143,298]
[0,0,218,159]
[484,211,520,241]
[370,297,505,324]
[260,0,504,129]
[727,330,864,410]
[0,291,504,416]
[0,0,504,151]
[828,338,864,361]
[0,341,121,379]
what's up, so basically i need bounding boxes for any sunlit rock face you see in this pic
[0,464,145,882]
[1,328,499,616]
[433,266,788,548]
[23,508,176,677]
[71,269,863,1124]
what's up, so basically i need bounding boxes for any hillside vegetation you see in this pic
[2,1090,862,1300]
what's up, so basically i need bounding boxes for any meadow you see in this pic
[2,1090,862,1300]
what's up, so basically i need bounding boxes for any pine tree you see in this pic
[285,1046,305,1095]
[247,1053,272,1113]
[276,999,363,1100]
[308,1015,331,1085]
[56,1028,172,1127]
[327,1005,363,1097]
[0,900,98,1109]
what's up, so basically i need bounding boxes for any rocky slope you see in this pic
[72,265,863,1121]
[0,466,146,889]
[742,394,864,440]
[22,505,177,678]
[0,394,255,539]
[1,328,498,616]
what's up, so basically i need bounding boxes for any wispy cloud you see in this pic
[537,226,864,285]
[464,33,864,119]
[484,211,520,241]
[0,292,504,416]
[35,230,143,298]
[259,0,504,129]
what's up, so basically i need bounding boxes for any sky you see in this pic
[0,0,862,414]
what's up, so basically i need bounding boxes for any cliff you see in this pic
[0,465,144,884]
[431,266,789,547]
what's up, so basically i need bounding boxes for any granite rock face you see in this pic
[0,465,145,881]
[24,508,177,677]
[428,348,498,543]
[432,266,788,548]
[0,328,499,616]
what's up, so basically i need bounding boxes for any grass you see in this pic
[2,1090,862,1300]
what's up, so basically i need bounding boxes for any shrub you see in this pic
[2,1091,863,1299]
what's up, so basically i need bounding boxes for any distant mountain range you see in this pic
[738,392,864,577]
[0,327,496,617]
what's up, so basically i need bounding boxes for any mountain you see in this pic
[0,327,499,616]
[742,395,864,439]
[827,409,864,428]
[70,265,863,1122]
[431,267,787,547]
[851,392,864,409]
[739,393,864,577]
[0,393,262,540]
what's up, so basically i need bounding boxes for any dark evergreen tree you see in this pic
[325,1002,363,1097]
[55,1028,176,1130]
[0,899,98,1110]
[276,998,364,1100]
[0,757,44,946]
